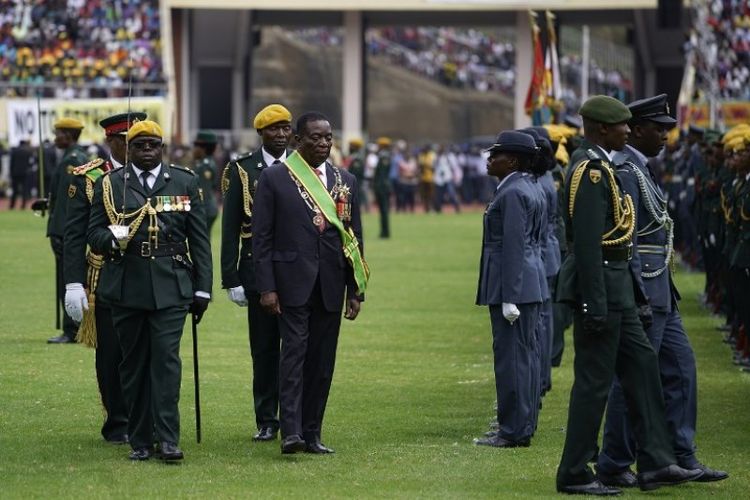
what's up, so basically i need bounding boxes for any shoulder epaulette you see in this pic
[234,151,254,162]
[72,158,105,176]
[170,164,197,176]
[585,148,601,161]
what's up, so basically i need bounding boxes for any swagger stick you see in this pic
[192,313,202,443]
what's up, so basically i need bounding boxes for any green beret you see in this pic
[579,95,631,124]
[194,130,217,144]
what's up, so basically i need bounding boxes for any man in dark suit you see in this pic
[596,95,728,486]
[555,96,703,495]
[9,139,35,209]
[87,120,213,461]
[221,104,293,442]
[63,111,147,445]
[252,111,367,455]
[474,131,544,448]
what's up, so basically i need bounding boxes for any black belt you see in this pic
[125,241,187,258]
[602,245,633,261]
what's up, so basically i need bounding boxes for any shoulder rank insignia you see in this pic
[72,158,105,176]
[221,165,231,195]
[68,184,77,198]
[589,169,602,183]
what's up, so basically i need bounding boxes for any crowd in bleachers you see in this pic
[0,0,165,98]
[290,26,633,109]
[689,0,750,100]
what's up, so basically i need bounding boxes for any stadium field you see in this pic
[0,210,747,498]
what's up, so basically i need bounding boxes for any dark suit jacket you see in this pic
[87,163,213,310]
[476,172,544,306]
[221,148,289,291]
[615,145,679,312]
[252,161,363,312]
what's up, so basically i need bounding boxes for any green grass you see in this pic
[0,210,748,498]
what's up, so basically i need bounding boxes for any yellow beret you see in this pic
[723,124,750,144]
[724,137,746,152]
[54,117,84,130]
[376,137,392,147]
[544,124,575,143]
[348,138,364,148]
[666,127,680,147]
[555,143,569,165]
[126,120,163,141]
[253,104,292,130]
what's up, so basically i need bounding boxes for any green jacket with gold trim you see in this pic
[556,140,637,316]
[47,144,88,238]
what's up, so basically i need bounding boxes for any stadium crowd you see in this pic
[0,0,165,98]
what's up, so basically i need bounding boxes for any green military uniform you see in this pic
[556,134,675,487]
[373,148,391,238]
[348,152,367,208]
[220,148,283,434]
[64,157,128,440]
[730,166,750,338]
[88,155,213,455]
[193,156,219,233]
[48,143,89,340]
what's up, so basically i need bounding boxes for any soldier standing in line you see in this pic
[555,96,703,495]
[63,111,147,445]
[191,130,220,238]
[221,104,293,442]
[46,117,90,344]
[87,120,213,462]
[373,137,392,238]
[474,131,543,448]
[595,95,728,488]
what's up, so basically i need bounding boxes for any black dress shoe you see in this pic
[281,435,306,454]
[105,434,129,445]
[158,441,184,461]
[129,447,154,461]
[637,464,704,491]
[253,427,278,442]
[474,435,530,448]
[557,480,622,496]
[305,441,335,454]
[47,334,76,344]
[686,463,729,482]
[596,469,637,488]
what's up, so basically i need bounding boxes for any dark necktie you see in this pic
[315,169,327,232]
[140,171,151,193]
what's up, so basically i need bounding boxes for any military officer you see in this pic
[346,138,368,211]
[63,111,147,444]
[474,131,543,448]
[373,137,392,238]
[87,120,213,461]
[192,130,220,236]
[555,96,703,495]
[596,95,728,487]
[221,104,293,442]
[47,117,89,344]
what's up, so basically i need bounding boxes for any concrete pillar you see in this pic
[342,10,364,143]
[232,10,251,132]
[514,10,532,129]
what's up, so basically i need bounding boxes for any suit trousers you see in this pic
[557,307,675,487]
[538,294,554,394]
[111,304,188,449]
[598,308,698,473]
[246,290,280,431]
[489,303,540,442]
[278,281,342,441]
[95,302,128,440]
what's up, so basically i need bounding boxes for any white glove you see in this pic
[709,233,716,246]
[502,303,520,324]
[227,286,248,307]
[65,283,89,323]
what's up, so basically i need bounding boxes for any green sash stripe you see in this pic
[285,151,369,295]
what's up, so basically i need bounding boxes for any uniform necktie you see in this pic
[315,169,327,233]
[140,171,151,193]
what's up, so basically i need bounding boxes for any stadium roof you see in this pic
[166,0,657,11]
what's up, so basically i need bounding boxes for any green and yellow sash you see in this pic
[285,151,370,295]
